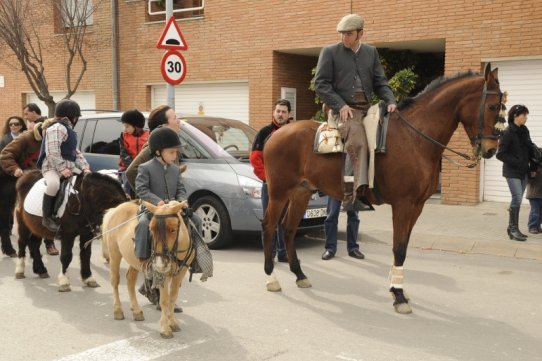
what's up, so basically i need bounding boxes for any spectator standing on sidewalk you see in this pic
[249,99,291,263]
[496,104,532,242]
[526,151,542,234]
[321,195,364,260]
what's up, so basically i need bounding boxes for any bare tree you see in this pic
[0,0,101,116]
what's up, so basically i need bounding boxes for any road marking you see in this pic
[55,333,208,361]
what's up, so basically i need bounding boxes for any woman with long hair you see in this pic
[0,116,27,151]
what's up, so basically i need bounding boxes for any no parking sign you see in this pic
[160,50,187,85]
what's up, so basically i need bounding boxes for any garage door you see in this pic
[26,91,96,116]
[482,59,542,202]
[151,82,249,123]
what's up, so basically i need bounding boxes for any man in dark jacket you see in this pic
[314,13,396,211]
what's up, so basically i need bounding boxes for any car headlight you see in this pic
[237,175,262,199]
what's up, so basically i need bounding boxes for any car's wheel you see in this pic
[192,195,232,249]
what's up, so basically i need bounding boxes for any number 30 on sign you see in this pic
[160,50,187,85]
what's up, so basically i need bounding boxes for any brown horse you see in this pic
[102,200,193,339]
[262,63,503,314]
[15,170,128,290]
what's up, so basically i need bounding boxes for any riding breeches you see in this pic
[334,107,370,193]
[43,171,61,197]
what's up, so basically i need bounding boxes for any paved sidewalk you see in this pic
[337,200,542,261]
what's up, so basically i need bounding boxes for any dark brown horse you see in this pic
[0,174,17,257]
[15,170,128,291]
[262,64,503,314]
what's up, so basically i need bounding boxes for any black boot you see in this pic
[508,207,526,241]
[1,229,16,257]
[42,194,59,232]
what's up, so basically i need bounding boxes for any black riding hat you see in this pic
[121,109,146,128]
[55,99,81,119]
[148,127,181,154]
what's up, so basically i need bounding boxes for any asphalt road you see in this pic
[0,233,540,361]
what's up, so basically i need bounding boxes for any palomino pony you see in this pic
[262,64,503,314]
[15,170,128,290]
[102,200,194,339]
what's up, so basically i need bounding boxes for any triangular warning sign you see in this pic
[156,16,188,50]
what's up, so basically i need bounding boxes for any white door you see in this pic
[26,91,96,116]
[482,59,542,202]
[151,82,249,123]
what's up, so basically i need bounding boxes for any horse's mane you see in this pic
[398,71,480,111]
[82,172,125,195]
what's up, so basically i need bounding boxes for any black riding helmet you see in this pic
[55,99,81,122]
[148,127,181,155]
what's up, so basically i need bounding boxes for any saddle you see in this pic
[23,176,78,218]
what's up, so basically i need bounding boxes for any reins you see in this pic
[394,79,503,169]
[395,110,480,168]
[83,211,144,249]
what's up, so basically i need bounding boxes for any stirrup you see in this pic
[42,217,59,232]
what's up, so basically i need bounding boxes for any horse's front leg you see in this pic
[159,279,174,339]
[58,234,76,292]
[167,271,185,333]
[79,232,99,288]
[282,187,313,289]
[389,201,424,314]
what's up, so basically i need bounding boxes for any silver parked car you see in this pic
[74,112,328,249]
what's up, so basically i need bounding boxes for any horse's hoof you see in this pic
[160,331,174,339]
[266,280,281,292]
[85,280,100,288]
[15,273,25,279]
[171,323,181,332]
[296,279,312,288]
[394,302,413,314]
[38,272,50,279]
[58,284,71,292]
[114,310,125,320]
[133,311,145,321]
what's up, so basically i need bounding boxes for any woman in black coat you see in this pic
[496,104,532,241]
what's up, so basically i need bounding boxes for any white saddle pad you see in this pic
[363,103,381,188]
[24,177,78,218]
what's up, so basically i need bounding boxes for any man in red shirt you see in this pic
[249,99,291,263]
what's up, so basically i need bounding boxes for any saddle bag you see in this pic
[314,119,344,154]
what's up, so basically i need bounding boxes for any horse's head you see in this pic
[143,200,190,274]
[459,62,505,160]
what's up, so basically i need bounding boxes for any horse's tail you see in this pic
[15,169,42,203]
[100,207,116,263]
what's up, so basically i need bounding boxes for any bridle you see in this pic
[150,212,194,277]
[396,79,504,168]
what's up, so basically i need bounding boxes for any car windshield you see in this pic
[181,121,234,159]
[184,117,256,160]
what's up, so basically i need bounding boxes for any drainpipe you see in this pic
[111,0,119,110]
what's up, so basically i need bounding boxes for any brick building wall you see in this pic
[1,0,541,204]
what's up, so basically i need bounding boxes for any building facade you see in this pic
[1,0,541,204]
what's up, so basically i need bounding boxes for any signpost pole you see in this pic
[165,0,175,109]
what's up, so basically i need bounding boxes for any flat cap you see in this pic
[337,14,364,32]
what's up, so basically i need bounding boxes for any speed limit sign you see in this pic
[160,50,187,85]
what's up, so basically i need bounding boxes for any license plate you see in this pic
[304,207,327,219]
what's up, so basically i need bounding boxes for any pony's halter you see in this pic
[472,82,505,147]
[150,212,193,276]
